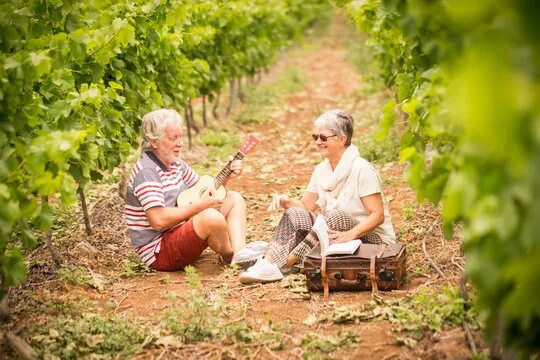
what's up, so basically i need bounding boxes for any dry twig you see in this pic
[156,348,168,360]
[223,315,246,327]
[451,256,465,272]
[382,352,401,360]
[249,345,262,360]
[110,294,129,313]
[418,275,460,289]
[0,295,10,321]
[264,345,283,360]
[462,321,478,356]
[422,237,445,278]
[6,333,37,360]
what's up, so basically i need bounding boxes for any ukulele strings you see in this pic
[214,152,245,188]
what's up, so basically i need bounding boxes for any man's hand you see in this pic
[194,197,224,212]
[228,156,243,179]
[328,229,357,244]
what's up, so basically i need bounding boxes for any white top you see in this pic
[307,155,396,245]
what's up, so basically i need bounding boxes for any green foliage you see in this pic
[162,266,287,350]
[402,206,414,221]
[2,248,26,287]
[331,303,377,323]
[234,67,305,125]
[226,320,286,352]
[30,314,147,359]
[383,287,482,336]
[199,130,232,148]
[199,129,237,163]
[119,254,153,279]
[281,273,311,299]
[0,0,329,298]
[300,330,358,359]
[187,128,239,176]
[356,129,400,164]
[342,23,400,163]
[162,266,225,342]
[41,201,79,242]
[41,298,98,318]
[343,25,385,94]
[327,286,481,345]
[57,265,106,291]
[343,0,540,353]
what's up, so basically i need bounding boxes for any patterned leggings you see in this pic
[266,207,382,268]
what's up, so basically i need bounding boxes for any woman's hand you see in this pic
[228,157,243,179]
[278,194,291,208]
[267,191,313,212]
[328,229,357,244]
[267,193,290,211]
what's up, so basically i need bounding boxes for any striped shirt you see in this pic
[124,152,199,266]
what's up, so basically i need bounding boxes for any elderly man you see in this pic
[124,108,247,271]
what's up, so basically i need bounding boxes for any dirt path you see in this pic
[3,14,479,360]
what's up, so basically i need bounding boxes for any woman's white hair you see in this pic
[140,109,183,151]
[314,109,354,146]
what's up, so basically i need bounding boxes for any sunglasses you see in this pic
[312,134,338,142]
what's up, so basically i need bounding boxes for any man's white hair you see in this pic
[140,109,183,151]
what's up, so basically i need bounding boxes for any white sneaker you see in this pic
[239,258,283,284]
[231,241,269,269]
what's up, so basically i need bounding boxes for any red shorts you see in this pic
[150,219,207,271]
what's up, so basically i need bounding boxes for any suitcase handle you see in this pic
[332,272,368,284]
[336,278,367,285]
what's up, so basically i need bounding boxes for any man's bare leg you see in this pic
[220,191,246,253]
[192,208,233,262]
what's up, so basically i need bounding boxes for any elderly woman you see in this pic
[239,109,396,284]
[125,109,247,271]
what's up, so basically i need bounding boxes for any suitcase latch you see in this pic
[307,268,322,281]
[357,272,368,282]
[379,268,395,281]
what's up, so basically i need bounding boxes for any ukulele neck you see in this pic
[214,152,245,188]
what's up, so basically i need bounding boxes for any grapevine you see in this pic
[343,0,540,354]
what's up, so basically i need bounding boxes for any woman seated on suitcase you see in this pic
[239,109,396,284]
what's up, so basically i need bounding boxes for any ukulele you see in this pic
[176,135,259,207]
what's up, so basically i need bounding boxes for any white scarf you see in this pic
[316,145,360,212]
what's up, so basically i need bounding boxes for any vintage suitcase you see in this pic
[302,243,406,298]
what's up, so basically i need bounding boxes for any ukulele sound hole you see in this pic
[199,187,215,198]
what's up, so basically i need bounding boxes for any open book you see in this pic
[311,215,362,256]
